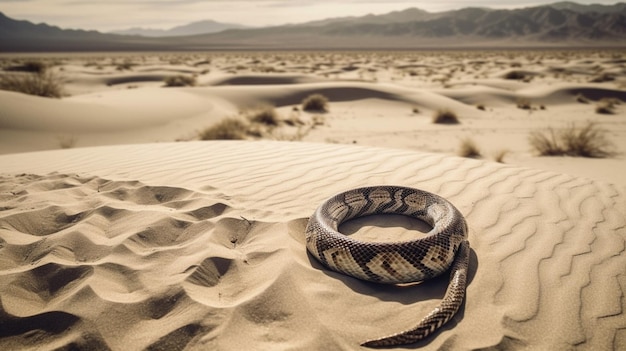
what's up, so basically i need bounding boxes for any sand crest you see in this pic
[0,141,624,350]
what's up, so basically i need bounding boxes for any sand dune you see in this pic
[0,141,625,350]
[2,52,624,173]
[1,51,625,349]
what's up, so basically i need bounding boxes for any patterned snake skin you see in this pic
[305,186,469,347]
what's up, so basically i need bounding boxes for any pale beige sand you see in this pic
[1,51,625,186]
[1,141,625,350]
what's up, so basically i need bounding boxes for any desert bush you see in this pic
[302,93,329,112]
[529,128,563,156]
[529,122,614,158]
[504,70,527,80]
[164,75,196,87]
[476,104,486,111]
[199,118,248,140]
[5,60,48,74]
[595,102,614,114]
[247,105,280,126]
[458,138,481,158]
[595,98,621,114]
[0,71,64,98]
[432,109,460,124]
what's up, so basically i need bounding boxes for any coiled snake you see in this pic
[305,186,469,347]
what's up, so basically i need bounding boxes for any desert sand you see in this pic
[0,50,625,350]
[1,51,625,185]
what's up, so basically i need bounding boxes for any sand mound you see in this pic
[0,141,624,350]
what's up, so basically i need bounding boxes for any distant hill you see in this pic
[290,4,626,42]
[112,20,248,37]
[548,1,626,13]
[1,2,625,52]
[0,11,169,51]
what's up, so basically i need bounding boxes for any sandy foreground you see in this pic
[0,51,625,350]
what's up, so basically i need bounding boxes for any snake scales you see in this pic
[305,186,469,347]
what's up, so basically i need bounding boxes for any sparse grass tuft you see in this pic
[0,71,64,98]
[199,118,249,140]
[529,128,562,156]
[529,122,614,158]
[164,75,196,87]
[504,70,527,80]
[246,105,280,126]
[432,109,460,124]
[458,138,481,158]
[595,102,614,114]
[595,98,621,114]
[302,93,329,112]
[493,149,509,163]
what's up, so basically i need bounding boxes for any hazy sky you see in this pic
[0,0,620,32]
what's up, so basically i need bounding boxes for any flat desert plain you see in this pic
[0,50,625,350]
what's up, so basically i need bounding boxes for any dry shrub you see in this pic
[199,118,248,140]
[432,109,460,124]
[529,122,614,158]
[595,98,620,114]
[302,93,329,112]
[504,70,527,80]
[247,105,280,126]
[5,61,48,74]
[164,75,196,87]
[529,128,562,156]
[458,138,481,158]
[493,149,509,163]
[0,71,64,98]
[595,102,614,114]
[476,104,486,111]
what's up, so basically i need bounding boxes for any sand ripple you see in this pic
[1,141,625,350]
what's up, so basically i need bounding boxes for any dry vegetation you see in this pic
[164,75,197,87]
[493,149,509,163]
[528,122,614,158]
[0,60,64,98]
[302,94,329,112]
[458,138,482,158]
[199,118,249,140]
[1,50,623,175]
[199,105,320,142]
[433,109,460,124]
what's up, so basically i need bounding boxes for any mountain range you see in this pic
[1,2,624,52]
[111,20,248,37]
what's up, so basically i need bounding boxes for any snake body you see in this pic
[305,186,469,347]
